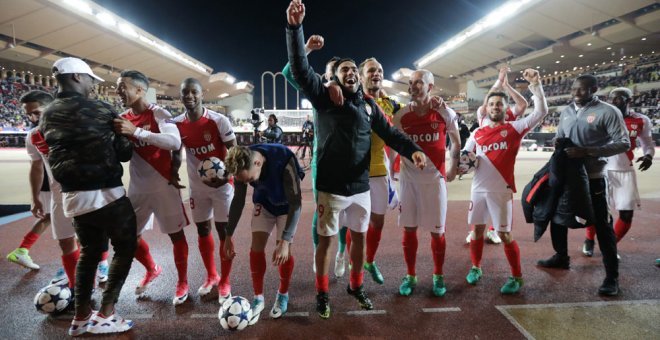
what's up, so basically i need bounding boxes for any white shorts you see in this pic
[49,199,75,240]
[398,179,447,233]
[607,170,640,211]
[317,191,370,236]
[189,184,234,223]
[131,187,190,235]
[369,176,389,215]
[468,191,513,232]
[251,204,288,241]
[40,191,51,215]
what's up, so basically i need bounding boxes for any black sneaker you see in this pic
[598,277,619,296]
[346,285,373,310]
[537,253,570,269]
[582,239,595,257]
[315,292,330,319]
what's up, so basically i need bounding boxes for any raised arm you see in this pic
[514,69,548,133]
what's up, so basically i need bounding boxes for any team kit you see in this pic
[7,1,654,336]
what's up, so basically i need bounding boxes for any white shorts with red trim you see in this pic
[607,170,641,211]
[317,191,370,236]
[468,191,513,232]
[251,204,288,241]
[131,186,190,235]
[50,199,75,240]
[369,176,389,215]
[398,178,447,233]
[189,183,234,224]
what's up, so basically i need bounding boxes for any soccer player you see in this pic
[113,70,190,305]
[20,90,80,292]
[286,0,426,318]
[223,144,304,323]
[41,57,137,335]
[463,68,548,294]
[466,66,529,245]
[581,87,654,257]
[391,69,460,297]
[537,74,630,296]
[356,57,403,285]
[171,78,236,304]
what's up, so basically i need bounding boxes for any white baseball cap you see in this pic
[52,57,105,82]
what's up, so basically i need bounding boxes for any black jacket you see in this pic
[39,92,133,192]
[521,138,595,241]
[263,124,283,143]
[287,25,422,196]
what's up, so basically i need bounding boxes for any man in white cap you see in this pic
[39,57,138,336]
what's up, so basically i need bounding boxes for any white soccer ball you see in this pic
[198,157,225,180]
[34,284,72,314]
[219,296,252,331]
[458,150,479,175]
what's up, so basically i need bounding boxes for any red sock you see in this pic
[315,274,329,293]
[470,236,485,267]
[504,240,522,277]
[219,239,233,286]
[19,231,40,250]
[402,229,418,276]
[249,250,266,296]
[431,234,446,275]
[100,251,109,261]
[366,224,382,263]
[614,218,632,243]
[585,225,596,241]
[62,248,79,289]
[198,234,218,278]
[488,226,495,232]
[278,255,295,294]
[349,270,364,290]
[135,238,157,272]
[172,237,188,283]
[345,229,352,255]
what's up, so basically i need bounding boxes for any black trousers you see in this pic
[73,196,137,310]
[549,178,618,279]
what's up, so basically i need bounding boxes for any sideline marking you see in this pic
[191,313,217,318]
[346,309,387,316]
[126,313,155,319]
[284,312,309,317]
[422,307,461,313]
[495,299,660,340]
[0,212,31,226]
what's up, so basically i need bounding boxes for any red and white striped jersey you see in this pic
[27,128,63,200]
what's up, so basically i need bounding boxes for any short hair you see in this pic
[326,56,341,65]
[576,74,598,88]
[487,91,508,102]
[120,70,149,90]
[268,113,278,124]
[610,87,633,99]
[413,69,434,85]
[225,146,253,176]
[181,77,202,88]
[19,90,53,106]
[359,57,380,75]
[331,58,356,75]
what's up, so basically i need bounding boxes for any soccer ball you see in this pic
[198,157,225,180]
[219,296,252,331]
[458,150,478,175]
[34,284,72,314]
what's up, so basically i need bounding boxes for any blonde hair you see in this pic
[225,146,253,176]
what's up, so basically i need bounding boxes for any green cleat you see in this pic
[656,258,660,267]
[364,262,384,284]
[500,276,524,294]
[316,293,331,319]
[7,247,39,270]
[399,275,417,296]
[432,274,447,297]
[466,266,482,285]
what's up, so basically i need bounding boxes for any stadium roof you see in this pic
[0,0,253,99]
[395,0,660,92]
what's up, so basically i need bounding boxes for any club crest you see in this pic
[365,104,372,116]
[500,130,508,138]
[203,131,212,142]
[631,123,638,130]
[586,115,596,123]
[142,124,151,131]
[431,122,439,130]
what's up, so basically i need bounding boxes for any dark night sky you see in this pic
[93,0,506,87]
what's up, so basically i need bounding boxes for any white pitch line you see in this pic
[191,313,217,318]
[421,307,461,313]
[126,313,155,319]
[495,306,535,340]
[346,309,387,316]
[284,312,309,317]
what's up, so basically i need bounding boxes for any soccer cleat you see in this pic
[88,312,134,334]
[218,283,232,304]
[500,276,524,294]
[466,266,483,285]
[269,293,289,319]
[68,311,95,336]
[96,261,109,283]
[399,275,417,296]
[486,229,502,244]
[248,297,265,325]
[465,231,474,245]
[432,274,447,297]
[537,254,570,269]
[50,267,68,286]
[346,285,373,310]
[364,262,384,284]
[655,258,660,267]
[582,239,595,257]
[334,252,346,278]
[173,281,189,306]
[6,248,39,270]
[135,265,162,295]
[315,292,331,319]
[598,277,619,296]
[312,249,317,273]
[197,275,220,296]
